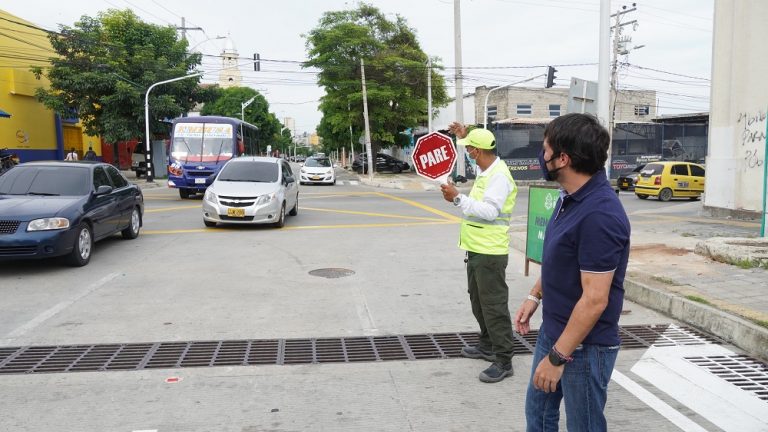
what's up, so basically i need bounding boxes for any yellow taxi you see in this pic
[634,161,705,201]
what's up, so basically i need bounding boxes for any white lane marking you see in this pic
[631,344,768,431]
[1,272,120,345]
[132,430,158,432]
[611,370,708,432]
[349,180,359,185]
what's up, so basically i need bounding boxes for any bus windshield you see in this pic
[171,123,235,163]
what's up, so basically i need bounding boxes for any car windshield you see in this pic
[217,161,278,183]
[171,122,235,163]
[305,158,331,168]
[0,166,90,196]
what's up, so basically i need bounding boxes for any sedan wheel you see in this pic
[121,207,141,239]
[273,203,286,228]
[289,195,298,216]
[659,188,673,202]
[66,223,93,267]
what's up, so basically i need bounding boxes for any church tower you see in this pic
[218,35,241,88]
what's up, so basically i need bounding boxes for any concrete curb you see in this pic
[695,237,768,268]
[623,278,768,360]
[133,181,163,190]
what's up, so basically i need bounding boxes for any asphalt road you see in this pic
[0,174,764,431]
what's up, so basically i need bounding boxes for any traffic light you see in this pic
[253,53,260,72]
[546,66,557,88]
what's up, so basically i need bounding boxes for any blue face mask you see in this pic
[467,148,479,161]
[538,149,562,182]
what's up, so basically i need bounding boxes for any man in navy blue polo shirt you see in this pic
[514,113,630,432]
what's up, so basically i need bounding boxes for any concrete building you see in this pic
[706,0,768,223]
[283,117,296,138]
[218,36,241,88]
[474,86,656,124]
[0,9,99,162]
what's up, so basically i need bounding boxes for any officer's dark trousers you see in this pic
[466,251,514,364]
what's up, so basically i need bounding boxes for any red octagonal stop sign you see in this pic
[411,132,456,181]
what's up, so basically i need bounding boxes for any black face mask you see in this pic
[538,149,563,182]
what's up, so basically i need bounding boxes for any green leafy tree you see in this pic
[33,9,207,144]
[304,3,449,162]
[200,86,290,153]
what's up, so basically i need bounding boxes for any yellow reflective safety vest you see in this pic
[459,160,517,255]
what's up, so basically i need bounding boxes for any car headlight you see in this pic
[255,192,276,205]
[27,217,70,231]
[326,169,333,175]
[204,189,218,204]
[300,168,307,173]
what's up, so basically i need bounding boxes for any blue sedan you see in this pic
[0,161,144,266]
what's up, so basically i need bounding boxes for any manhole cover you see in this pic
[309,268,355,278]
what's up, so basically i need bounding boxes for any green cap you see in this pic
[457,128,495,149]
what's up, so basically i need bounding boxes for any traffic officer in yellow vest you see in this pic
[441,123,518,383]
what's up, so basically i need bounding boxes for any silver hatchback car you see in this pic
[202,157,299,228]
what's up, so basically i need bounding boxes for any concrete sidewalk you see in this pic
[356,171,768,360]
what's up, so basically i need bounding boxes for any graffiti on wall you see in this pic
[737,109,766,170]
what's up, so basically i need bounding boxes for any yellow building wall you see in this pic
[0,69,57,151]
[0,9,101,160]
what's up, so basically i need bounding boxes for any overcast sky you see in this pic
[5,0,714,134]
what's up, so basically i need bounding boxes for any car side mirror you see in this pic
[285,176,295,184]
[94,185,113,196]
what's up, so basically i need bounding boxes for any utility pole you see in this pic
[427,57,432,133]
[348,101,355,165]
[606,3,638,180]
[176,17,203,42]
[597,0,611,145]
[453,0,466,177]
[361,59,374,182]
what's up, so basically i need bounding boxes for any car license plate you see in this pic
[311,176,321,180]
[195,178,206,184]
[227,208,245,218]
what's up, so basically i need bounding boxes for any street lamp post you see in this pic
[241,96,256,123]
[144,72,205,183]
[240,96,257,150]
[188,36,226,53]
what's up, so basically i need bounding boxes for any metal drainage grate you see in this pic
[686,354,768,402]
[0,324,719,376]
[618,323,721,349]
[308,268,355,278]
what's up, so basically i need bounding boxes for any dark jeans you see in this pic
[466,251,514,363]
[525,329,620,432]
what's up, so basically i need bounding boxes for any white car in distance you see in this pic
[299,157,336,185]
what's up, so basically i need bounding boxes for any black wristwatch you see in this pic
[548,347,571,366]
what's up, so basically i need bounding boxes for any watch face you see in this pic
[548,350,567,366]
